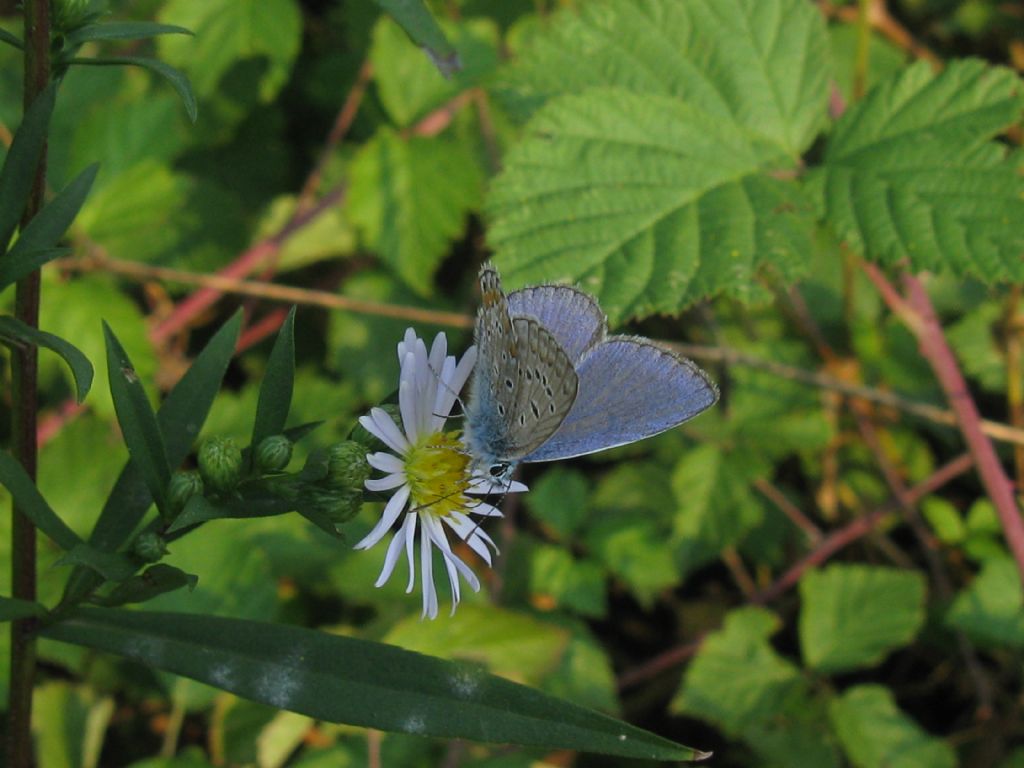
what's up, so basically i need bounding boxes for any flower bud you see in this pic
[132,531,168,563]
[168,470,204,512]
[198,437,243,493]
[255,434,293,473]
[303,486,363,525]
[325,441,371,490]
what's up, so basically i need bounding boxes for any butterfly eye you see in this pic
[488,462,511,479]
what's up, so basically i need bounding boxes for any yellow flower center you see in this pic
[404,431,471,518]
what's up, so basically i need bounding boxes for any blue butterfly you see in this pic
[465,264,718,481]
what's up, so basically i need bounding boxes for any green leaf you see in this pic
[0,27,23,51]
[56,543,138,582]
[65,21,193,47]
[809,59,1024,281]
[505,0,830,156]
[33,681,114,768]
[375,0,459,77]
[0,315,93,402]
[799,564,926,673]
[0,451,81,551]
[71,57,198,123]
[94,564,198,607]
[157,0,301,103]
[947,301,1006,393]
[347,128,483,296]
[528,545,607,618]
[945,557,1024,649]
[828,685,956,768]
[370,16,499,126]
[250,307,296,458]
[487,88,814,322]
[103,322,173,518]
[0,596,44,622]
[524,466,589,538]
[1,163,99,287]
[0,83,54,252]
[42,607,708,760]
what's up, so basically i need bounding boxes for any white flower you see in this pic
[354,329,526,619]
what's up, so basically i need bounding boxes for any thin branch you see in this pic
[753,478,823,542]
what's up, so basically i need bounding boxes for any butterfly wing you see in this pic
[507,284,606,364]
[466,266,579,466]
[520,336,718,463]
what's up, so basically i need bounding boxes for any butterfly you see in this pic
[464,263,719,482]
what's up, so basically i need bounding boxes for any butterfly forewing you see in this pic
[506,285,606,364]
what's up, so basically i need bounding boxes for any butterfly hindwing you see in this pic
[520,336,718,463]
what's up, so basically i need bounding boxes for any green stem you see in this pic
[7,1,49,767]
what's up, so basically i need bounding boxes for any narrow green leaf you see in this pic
[3,163,99,284]
[0,247,70,292]
[93,565,197,607]
[0,27,23,51]
[799,564,926,673]
[0,596,45,622]
[0,451,81,551]
[65,21,192,47]
[250,307,296,460]
[43,608,709,760]
[103,321,172,517]
[61,313,242,606]
[0,84,55,252]
[0,315,93,402]
[56,544,138,582]
[71,56,197,123]
[375,0,460,77]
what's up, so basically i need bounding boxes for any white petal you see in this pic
[370,408,409,454]
[398,328,417,362]
[465,474,528,496]
[374,520,409,587]
[398,377,418,444]
[420,529,438,619]
[404,512,418,592]
[429,332,448,375]
[353,485,410,550]
[431,357,459,430]
[365,474,406,492]
[465,500,503,518]
[366,452,404,473]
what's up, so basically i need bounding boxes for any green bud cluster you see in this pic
[198,437,243,493]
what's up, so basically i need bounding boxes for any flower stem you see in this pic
[7,1,50,766]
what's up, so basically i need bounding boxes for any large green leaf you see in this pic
[347,129,483,296]
[157,0,301,102]
[43,607,709,760]
[809,59,1024,280]
[828,685,956,768]
[799,564,926,673]
[945,557,1024,649]
[487,88,814,322]
[504,0,830,156]
[375,0,459,77]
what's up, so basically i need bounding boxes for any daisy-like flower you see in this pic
[355,329,525,619]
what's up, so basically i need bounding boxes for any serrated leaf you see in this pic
[810,59,1024,281]
[64,21,193,47]
[829,685,956,768]
[1,163,98,288]
[104,322,172,518]
[370,16,498,126]
[251,307,296,458]
[487,88,814,322]
[0,450,81,552]
[670,444,765,577]
[0,315,93,402]
[505,0,830,156]
[0,84,54,252]
[947,301,1006,393]
[375,0,459,77]
[157,0,301,103]
[347,129,483,295]
[71,56,197,122]
[42,607,707,760]
[945,557,1024,649]
[799,564,926,673]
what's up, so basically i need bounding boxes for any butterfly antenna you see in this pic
[462,466,514,542]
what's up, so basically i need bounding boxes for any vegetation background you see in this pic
[1,0,1024,765]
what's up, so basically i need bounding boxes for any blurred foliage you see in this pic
[0,0,1022,765]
